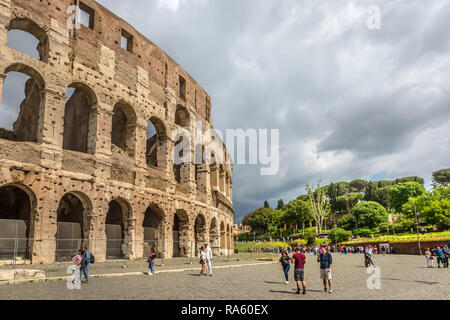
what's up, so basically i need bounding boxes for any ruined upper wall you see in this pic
[11,0,212,122]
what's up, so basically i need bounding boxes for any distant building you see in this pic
[233,223,251,235]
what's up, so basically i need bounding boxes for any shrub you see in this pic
[353,201,389,229]
[436,216,450,231]
[337,215,355,230]
[330,228,352,243]
[393,218,416,233]
[352,228,372,237]
[304,230,317,246]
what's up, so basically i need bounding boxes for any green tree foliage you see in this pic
[432,168,450,187]
[395,176,424,185]
[306,181,330,234]
[349,179,369,193]
[304,229,317,246]
[402,185,450,225]
[376,180,393,188]
[330,227,352,243]
[337,215,355,231]
[389,182,426,212]
[282,199,312,233]
[364,181,377,202]
[353,201,389,229]
[264,200,270,208]
[276,199,285,210]
[352,228,372,237]
[247,207,277,232]
[336,192,365,214]
[374,186,391,208]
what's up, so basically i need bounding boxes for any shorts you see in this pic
[320,269,332,280]
[294,269,305,282]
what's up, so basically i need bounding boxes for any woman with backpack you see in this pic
[279,250,291,284]
[148,248,157,275]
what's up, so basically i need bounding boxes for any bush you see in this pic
[330,228,352,243]
[353,201,389,229]
[337,215,355,230]
[304,230,317,246]
[393,218,416,233]
[352,228,372,237]
[436,216,450,231]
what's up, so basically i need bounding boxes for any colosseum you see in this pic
[0,0,234,264]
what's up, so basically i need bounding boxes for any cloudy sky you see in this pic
[2,0,449,222]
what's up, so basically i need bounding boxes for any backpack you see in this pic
[89,254,95,264]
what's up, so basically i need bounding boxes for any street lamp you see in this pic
[334,224,337,248]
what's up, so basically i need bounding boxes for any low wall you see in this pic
[349,240,450,255]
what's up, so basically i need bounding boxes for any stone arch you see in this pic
[0,183,37,259]
[63,82,98,154]
[6,18,50,62]
[194,213,207,256]
[142,203,166,258]
[105,198,132,259]
[111,101,137,153]
[175,105,190,127]
[56,191,93,261]
[0,63,45,143]
[172,209,190,257]
[146,116,167,167]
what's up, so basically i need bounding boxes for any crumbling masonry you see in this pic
[0,0,234,263]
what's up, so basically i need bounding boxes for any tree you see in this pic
[306,181,330,234]
[337,215,355,231]
[282,199,312,234]
[247,207,277,233]
[276,199,285,210]
[263,200,270,208]
[353,201,389,229]
[349,179,369,193]
[364,181,376,202]
[432,168,450,187]
[389,182,426,212]
[332,228,352,243]
[396,176,424,185]
[336,192,365,214]
[327,183,339,214]
[374,186,391,209]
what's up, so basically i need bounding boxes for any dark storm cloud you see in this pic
[1,0,448,221]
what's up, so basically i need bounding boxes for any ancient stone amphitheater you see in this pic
[0,0,234,264]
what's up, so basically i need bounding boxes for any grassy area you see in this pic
[341,231,450,245]
[234,241,290,252]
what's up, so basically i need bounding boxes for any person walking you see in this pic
[425,248,433,268]
[318,246,333,293]
[204,243,213,276]
[71,250,83,285]
[199,246,207,276]
[435,246,443,268]
[81,246,91,284]
[279,250,291,284]
[443,246,449,268]
[366,246,376,267]
[291,247,307,294]
[148,247,157,275]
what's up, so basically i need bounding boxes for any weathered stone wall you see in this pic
[0,0,234,264]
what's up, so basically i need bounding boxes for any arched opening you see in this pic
[194,214,207,257]
[172,210,189,257]
[6,18,49,61]
[226,224,231,253]
[63,83,97,154]
[105,199,130,259]
[146,117,166,167]
[56,192,91,261]
[175,105,190,127]
[0,185,34,259]
[143,204,164,257]
[111,102,136,153]
[173,136,183,183]
[220,221,226,253]
[0,65,44,142]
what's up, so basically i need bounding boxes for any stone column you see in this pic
[210,165,219,190]
[0,0,11,48]
[219,171,226,194]
[196,164,210,193]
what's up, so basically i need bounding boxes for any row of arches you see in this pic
[0,184,233,261]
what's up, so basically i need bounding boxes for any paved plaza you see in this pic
[0,254,448,300]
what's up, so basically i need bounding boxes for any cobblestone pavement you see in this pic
[1,254,448,300]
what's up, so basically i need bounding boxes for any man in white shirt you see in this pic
[204,243,213,276]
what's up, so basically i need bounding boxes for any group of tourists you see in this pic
[71,246,93,284]
[425,246,449,268]
[279,246,333,295]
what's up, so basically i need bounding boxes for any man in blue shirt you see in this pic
[81,247,91,283]
[318,246,333,293]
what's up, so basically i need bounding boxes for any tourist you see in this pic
[318,245,333,293]
[204,243,213,276]
[365,246,376,267]
[443,246,449,268]
[199,246,207,276]
[435,246,444,268]
[148,247,157,275]
[291,247,307,294]
[425,248,433,268]
[81,246,91,284]
[72,250,83,284]
[279,250,291,284]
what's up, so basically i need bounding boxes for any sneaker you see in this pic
[285,281,289,284]
[148,272,153,276]
[328,289,333,293]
